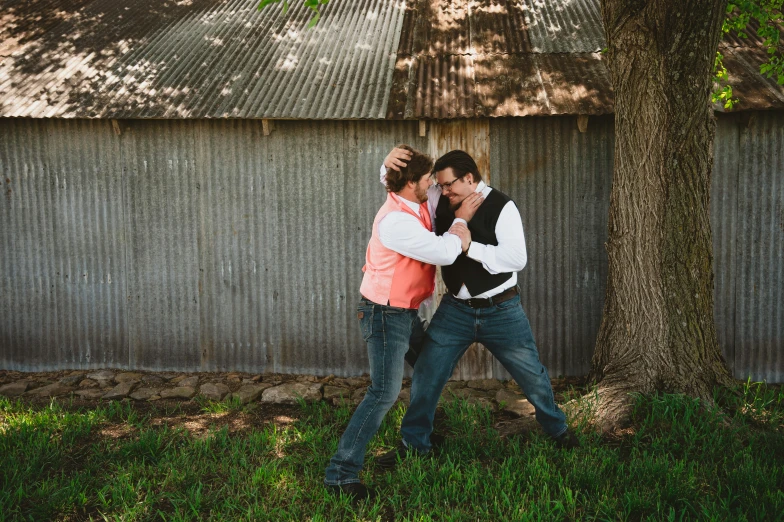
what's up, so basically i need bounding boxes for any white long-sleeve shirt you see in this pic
[379,165,527,299]
[377,196,463,266]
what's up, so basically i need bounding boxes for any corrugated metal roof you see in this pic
[389,51,614,119]
[391,0,784,118]
[718,44,784,112]
[522,0,605,53]
[1,0,782,119]
[0,0,404,118]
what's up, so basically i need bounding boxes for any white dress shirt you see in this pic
[379,165,527,300]
[377,196,463,266]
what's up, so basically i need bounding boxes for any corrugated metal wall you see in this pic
[492,116,614,378]
[729,112,784,382]
[1,114,782,381]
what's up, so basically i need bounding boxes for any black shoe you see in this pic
[553,429,580,449]
[429,432,446,452]
[375,441,410,470]
[326,482,375,503]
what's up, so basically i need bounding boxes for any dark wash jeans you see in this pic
[401,293,567,451]
[324,297,425,486]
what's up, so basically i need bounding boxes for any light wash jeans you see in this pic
[324,297,425,485]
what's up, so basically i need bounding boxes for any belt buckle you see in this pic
[467,297,491,308]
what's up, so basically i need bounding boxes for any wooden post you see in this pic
[111,120,121,136]
[262,119,271,136]
[419,120,427,137]
[429,119,495,380]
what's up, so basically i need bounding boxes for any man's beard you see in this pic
[449,199,461,211]
[414,186,428,203]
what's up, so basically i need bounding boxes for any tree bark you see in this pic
[590,0,735,429]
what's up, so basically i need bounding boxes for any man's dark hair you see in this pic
[433,150,482,183]
[385,145,434,193]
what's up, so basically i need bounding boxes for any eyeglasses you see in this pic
[435,176,464,191]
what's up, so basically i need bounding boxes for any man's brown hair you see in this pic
[385,145,434,193]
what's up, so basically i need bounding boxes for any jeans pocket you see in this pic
[358,306,374,341]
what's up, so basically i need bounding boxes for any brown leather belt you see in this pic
[459,286,519,309]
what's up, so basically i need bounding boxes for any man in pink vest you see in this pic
[324,145,479,502]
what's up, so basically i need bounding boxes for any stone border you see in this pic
[0,369,550,418]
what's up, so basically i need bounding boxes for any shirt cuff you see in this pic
[466,241,485,261]
[452,218,467,226]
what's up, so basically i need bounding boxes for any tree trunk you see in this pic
[589,0,734,429]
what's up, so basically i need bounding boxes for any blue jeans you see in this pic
[401,293,567,452]
[324,297,426,485]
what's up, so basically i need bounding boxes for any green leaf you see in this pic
[282,0,289,14]
[307,11,320,28]
[257,0,280,10]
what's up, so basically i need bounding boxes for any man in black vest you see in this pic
[377,149,578,468]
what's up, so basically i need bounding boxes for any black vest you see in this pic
[434,188,515,296]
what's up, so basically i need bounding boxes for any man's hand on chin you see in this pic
[454,192,484,222]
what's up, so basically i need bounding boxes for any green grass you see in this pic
[1,382,782,521]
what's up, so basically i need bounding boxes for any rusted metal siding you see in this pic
[490,115,613,378]
[0,0,403,119]
[0,118,429,375]
[1,114,783,381]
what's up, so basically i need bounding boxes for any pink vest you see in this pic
[360,193,436,309]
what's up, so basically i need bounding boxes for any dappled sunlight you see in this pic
[98,423,136,440]
[0,0,403,118]
[391,0,616,118]
[275,53,299,72]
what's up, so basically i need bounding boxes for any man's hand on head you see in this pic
[384,147,412,172]
[448,223,472,253]
[454,192,484,222]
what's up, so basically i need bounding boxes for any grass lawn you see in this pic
[1,382,782,521]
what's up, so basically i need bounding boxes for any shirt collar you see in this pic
[398,195,422,214]
[475,181,491,197]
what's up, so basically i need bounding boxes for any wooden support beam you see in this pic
[111,120,121,136]
[419,120,427,137]
[262,119,271,136]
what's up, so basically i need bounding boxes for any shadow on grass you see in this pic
[1,382,782,521]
